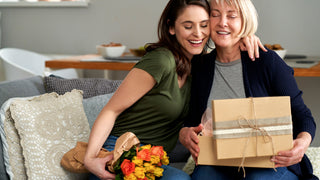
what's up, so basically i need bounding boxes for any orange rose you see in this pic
[121,159,135,176]
[137,149,151,161]
[150,146,164,158]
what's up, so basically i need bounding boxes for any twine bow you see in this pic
[237,97,277,177]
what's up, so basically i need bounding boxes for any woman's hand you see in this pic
[84,155,116,180]
[83,68,157,180]
[271,132,312,167]
[240,35,267,60]
[179,125,203,162]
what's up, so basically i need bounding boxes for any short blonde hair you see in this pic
[210,0,258,37]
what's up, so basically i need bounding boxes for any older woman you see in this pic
[180,0,317,179]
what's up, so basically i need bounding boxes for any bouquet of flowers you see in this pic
[113,144,170,180]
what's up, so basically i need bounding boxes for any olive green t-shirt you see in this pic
[110,48,191,152]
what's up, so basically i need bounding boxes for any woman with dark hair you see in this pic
[84,0,263,179]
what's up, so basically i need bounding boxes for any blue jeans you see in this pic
[89,135,191,180]
[191,165,298,180]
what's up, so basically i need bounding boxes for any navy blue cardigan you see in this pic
[186,49,317,179]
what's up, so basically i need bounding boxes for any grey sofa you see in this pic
[0,76,190,180]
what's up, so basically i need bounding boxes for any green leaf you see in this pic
[115,174,123,180]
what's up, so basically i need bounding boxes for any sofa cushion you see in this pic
[82,93,114,129]
[0,76,45,180]
[2,90,89,179]
[0,91,115,179]
[44,76,122,99]
[0,76,45,112]
[0,96,35,179]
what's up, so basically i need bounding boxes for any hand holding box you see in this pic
[198,96,293,168]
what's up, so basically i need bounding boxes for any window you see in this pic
[0,0,89,7]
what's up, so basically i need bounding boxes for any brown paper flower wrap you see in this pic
[60,132,140,173]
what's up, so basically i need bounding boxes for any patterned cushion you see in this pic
[2,90,89,179]
[0,96,35,179]
[0,76,45,180]
[44,76,121,99]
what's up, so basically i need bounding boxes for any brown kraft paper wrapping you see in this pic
[198,96,293,168]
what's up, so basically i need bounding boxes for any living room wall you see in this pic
[0,0,167,55]
[0,0,319,145]
[0,0,320,56]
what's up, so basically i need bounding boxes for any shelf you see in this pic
[0,1,89,7]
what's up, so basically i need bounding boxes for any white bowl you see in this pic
[96,45,126,58]
[275,49,287,59]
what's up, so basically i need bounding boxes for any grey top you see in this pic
[207,59,246,108]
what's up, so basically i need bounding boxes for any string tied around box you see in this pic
[237,97,277,177]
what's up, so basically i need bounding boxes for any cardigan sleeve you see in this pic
[243,50,316,140]
[272,54,316,140]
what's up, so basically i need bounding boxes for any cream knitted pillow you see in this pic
[1,96,35,179]
[8,90,89,179]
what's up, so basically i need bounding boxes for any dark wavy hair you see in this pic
[146,0,210,77]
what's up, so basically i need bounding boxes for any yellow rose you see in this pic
[134,167,146,179]
[144,162,156,173]
[154,167,164,177]
[161,156,169,165]
[132,156,143,167]
[150,155,160,165]
[124,173,137,180]
[161,151,167,159]
[140,144,152,150]
[145,173,156,180]
[161,151,169,165]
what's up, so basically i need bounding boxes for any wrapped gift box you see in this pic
[198,136,276,168]
[198,96,293,168]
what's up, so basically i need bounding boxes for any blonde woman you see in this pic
[180,0,316,179]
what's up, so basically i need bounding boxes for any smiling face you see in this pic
[210,1,242,50]
[169,5,210,60]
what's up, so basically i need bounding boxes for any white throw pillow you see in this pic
[0,96,35,179]
[3,89,90,179]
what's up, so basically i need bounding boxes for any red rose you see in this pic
[150,146,164,157]
[120,159,135,176]
[137,149,151,161]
